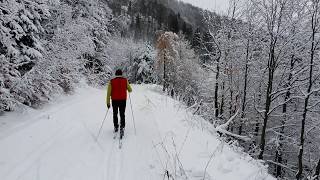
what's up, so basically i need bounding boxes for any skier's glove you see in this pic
[107,104,110,109]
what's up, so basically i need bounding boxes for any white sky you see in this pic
[179,0,230,14]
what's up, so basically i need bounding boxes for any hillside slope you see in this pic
[0,85,274,180]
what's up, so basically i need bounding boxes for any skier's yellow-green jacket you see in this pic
[106,76,132,107]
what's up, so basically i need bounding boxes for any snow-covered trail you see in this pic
[0,85,275,180]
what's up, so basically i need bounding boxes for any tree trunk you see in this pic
[252,82,262,149]
[220,81,225,116]
[229,83,233,116]
[296,96,308,180]
[258,43,276,160]
[314,159,320,180]
[163,51,167,92]
[275,54,295,178]
[296,3,317,178]
[239,38,250,135]
[214,63,220,117]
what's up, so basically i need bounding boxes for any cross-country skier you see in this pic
[106,69,132,139]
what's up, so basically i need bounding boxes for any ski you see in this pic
[113,132,117,139]
[119,129,124,149]
[119,138,122,149]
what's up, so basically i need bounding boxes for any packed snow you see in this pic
[0,85,275,180]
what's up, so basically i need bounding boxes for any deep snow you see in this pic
[0,85,275,180]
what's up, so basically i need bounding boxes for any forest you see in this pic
[1,0,320,179]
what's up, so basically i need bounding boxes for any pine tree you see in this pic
[0,0,50,65]
[0,0,50,111]
[192,28,202,54]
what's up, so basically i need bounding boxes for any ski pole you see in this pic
[129,93,137,135]
[96,109,109,141]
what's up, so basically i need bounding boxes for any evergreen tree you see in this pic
[0,0,50,74]
[192,28,202,54]
[127,43,156,83]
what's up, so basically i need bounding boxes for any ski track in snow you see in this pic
[0,85,275,180]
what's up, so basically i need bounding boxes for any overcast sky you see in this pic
[179,0,230,14]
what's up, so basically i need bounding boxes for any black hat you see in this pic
[115,69,123,76]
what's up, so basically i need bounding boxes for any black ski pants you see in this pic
[112,100,126,130]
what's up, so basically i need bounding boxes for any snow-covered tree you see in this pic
[173,34,202,105]
[198,0,320,179]
[0,0,50,111]
[0,0,50,71]
[156,31,179,91]
[126,42,156,84]
[0,55,18,112]
[156,32,203,105]
[0,0,117,111]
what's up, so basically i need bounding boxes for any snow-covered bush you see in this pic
[0,55,18,112]
[126,43,156,84]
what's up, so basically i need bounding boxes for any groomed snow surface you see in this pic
[0,85,275,180]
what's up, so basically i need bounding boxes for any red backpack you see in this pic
[111,77,128,100]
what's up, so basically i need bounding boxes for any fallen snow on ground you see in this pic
[0,84,275,180]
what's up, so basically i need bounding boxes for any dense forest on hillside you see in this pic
[1,0,320,180]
